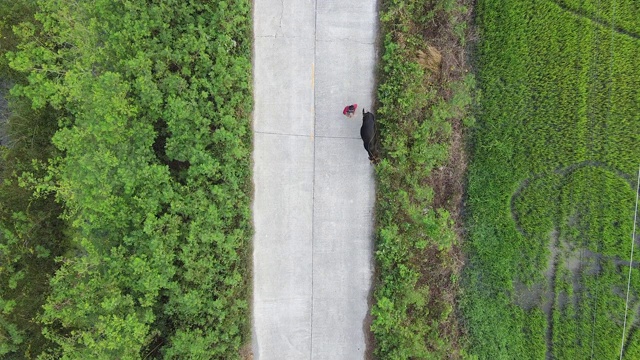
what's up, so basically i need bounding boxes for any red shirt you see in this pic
[343,104,357,115]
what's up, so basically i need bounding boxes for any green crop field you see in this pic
[464,0,640,359]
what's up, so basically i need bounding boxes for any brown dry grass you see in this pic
[417,46,443,75]
[239,343,253,360]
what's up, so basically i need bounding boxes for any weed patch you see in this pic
[371,0,475,358]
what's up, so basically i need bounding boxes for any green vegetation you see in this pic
[371,0,475,358]
[464,0,640,358]
[556,0,640,36]
[0,98,64,357]
[0,1,66,356]
[2,0,252,358]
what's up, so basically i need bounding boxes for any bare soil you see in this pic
[239,343,253,360]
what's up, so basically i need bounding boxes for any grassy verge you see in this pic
[371,0,475,358]
[463,0,640,358]
[5,0,253,358]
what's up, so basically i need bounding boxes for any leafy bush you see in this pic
[0,1,68,357]
[6,0,253,357]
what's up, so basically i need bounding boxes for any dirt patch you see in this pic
[419,0,474,234]
[239,343,253,360]
[421,2,477,95]
[412,244,465,358]
[514,281,546,311]
[428,124,466,216]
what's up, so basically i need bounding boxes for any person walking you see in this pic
[343,103,357,118]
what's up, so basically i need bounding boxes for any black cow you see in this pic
[360,109,378,163]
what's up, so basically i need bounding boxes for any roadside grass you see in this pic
[371,0,475,358]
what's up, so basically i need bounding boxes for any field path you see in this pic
[252,0,378,359]
[552,0,640,40]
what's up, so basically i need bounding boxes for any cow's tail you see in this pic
[368,120,379,164]
[367,150,374,161]
[367,139,375,159]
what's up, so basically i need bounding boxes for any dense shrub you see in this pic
[5,0,252,357]
[0,0,66,357]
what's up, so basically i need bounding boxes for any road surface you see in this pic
[252,0,378,359]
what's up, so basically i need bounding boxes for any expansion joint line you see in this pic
[309,0,318,357]
[255,130,312,138]
[620,164,640,360]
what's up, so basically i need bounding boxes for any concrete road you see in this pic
[252,0,378,359]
